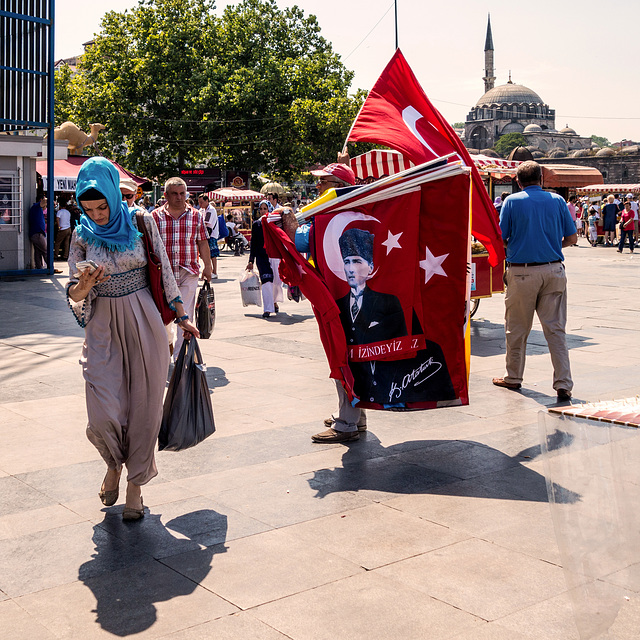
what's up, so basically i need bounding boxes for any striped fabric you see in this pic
[350,150,414,181]
[152,205,208,279]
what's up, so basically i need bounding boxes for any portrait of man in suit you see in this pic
[336,228,407,346]
[335,227,456,406]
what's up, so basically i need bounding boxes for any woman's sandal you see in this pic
[122,497,145,521]
[98,471,121,507]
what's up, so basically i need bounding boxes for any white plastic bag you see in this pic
[240,269,262,307]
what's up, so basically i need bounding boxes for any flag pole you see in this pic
[394,0,398,49]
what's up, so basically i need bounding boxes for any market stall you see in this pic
[207,186,263,239]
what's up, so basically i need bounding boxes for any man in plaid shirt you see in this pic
[153,177,212,356]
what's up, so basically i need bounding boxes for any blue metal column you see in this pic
[46,0,55,276]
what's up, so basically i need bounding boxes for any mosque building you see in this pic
[463,16,591,157]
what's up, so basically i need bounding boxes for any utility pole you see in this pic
[394,0,398,49]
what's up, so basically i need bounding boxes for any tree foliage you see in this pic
[590,134,610,148]
[494,132,527,158]
[55,0,363,181]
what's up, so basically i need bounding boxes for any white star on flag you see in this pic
[419,247,449,284]
[382,230,403,254]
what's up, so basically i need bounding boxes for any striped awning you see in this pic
[207,187,263,202]
[350,150,414,181]
[350,149,521,182]
[576,184,640,196]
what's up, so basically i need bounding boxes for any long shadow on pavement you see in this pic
[79,509,227,637]
[470,318,595,357]
[307,431,580,505]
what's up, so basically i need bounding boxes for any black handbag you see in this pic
[159,338,215,451]
[196,281,215,339]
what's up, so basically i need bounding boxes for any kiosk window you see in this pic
[0,171,22,231]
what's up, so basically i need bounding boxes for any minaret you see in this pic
[483,14,496,93]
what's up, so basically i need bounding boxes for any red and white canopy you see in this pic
[36,156,148,192]
[575,184,640,196]
[471,154,520,171]
[350,149,520,182]
[350,150,414,181]
[207,187,263,202]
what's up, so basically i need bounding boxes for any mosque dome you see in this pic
[531,151,545,159]
[524,123,542,133]
[549,149,567,158]
[476,82,544,107]
[480,148,500,158]
[621,145,640,154]
[560,125,577,135]
[596,147,615,157]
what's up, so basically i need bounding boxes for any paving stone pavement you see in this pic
[0,238,638,639]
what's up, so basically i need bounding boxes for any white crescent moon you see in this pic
[323,211,379,281]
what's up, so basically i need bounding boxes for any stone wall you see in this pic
[539,154,640,184]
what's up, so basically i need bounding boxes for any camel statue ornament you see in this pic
[53,122,106,155]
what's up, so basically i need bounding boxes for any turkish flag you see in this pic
[346,49,504,267]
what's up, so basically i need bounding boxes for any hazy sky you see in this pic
[55,0,640,144]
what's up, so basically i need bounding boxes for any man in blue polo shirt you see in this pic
[492,161,577,402]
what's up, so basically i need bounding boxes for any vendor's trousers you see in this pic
[332,380,367,433]
[503,262,573,392]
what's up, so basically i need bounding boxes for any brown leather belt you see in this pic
[507,260,561,267]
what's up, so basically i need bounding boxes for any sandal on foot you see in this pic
[123,498,145,521]
[99,471,121,506]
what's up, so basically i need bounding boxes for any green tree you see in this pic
[494,132,527,158]
[54,0,362,181]
[452,122,465,128]
[54,64,76,125]
[590,134,610,148]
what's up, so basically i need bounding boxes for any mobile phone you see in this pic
[75,260,99,274]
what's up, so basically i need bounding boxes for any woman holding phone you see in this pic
[67,157,199,520]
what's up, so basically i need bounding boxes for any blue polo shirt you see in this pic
[499,186,576,264]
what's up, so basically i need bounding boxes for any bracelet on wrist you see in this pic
[174,314,189,324]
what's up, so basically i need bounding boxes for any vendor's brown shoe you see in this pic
[492,377,522,390]
[324,417,367,432]
[312,427,359,443]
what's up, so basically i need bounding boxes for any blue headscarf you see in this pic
[259,199,274,213]
[75,157,140,251]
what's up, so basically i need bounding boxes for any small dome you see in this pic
[596,147,615,157]
[591,143,601,150]
[546,128,558,134]
[476,82,544,107]
[571,149,591,158]
[560,125,578,135]
[508,146,534,162]
[524,123,542,133]
[531,151,545,159]
[621,145,640,154]
[480,148,500,158]
[549,149,567,158]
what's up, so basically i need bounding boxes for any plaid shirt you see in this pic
[152,204,208,278]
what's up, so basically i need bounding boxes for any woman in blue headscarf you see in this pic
[67,157,199,521]
[246,200,284,317]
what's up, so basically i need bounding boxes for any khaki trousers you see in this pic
[503,262,573,391]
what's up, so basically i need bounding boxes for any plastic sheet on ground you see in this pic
[539,402,640,639]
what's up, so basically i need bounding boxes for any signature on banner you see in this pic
[388,357,443,403]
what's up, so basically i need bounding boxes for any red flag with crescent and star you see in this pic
[263,165,471,410]
[345,49,504,267]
